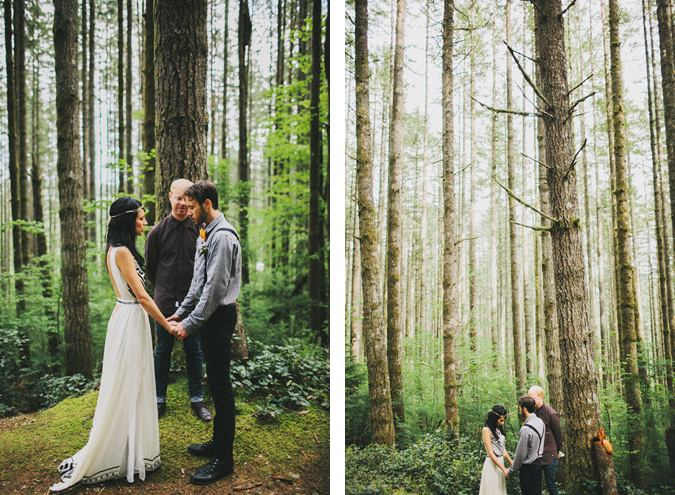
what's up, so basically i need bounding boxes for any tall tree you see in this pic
[154,0,208,221]
[535,1,617,491]
[308,0,327,343]
[442,0,459,439]
[54,0,94,380]
[5,0,26,352]
[609,0,645,486]
[468,0,477,353]
[88,0,95,243]
[220,0,229,161]
[118,0,125,192]
[237,0,251,283]
[81,0,89,218]
[125,0,133,193]
[386,0,405,423]
[355,0,395,446]
[142,0,155,224]
[506,0,524,394]
[490,0,499,367]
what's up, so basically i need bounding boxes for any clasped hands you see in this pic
[166,314,189,340]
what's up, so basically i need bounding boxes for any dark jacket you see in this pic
[145,214,199,316]
[535,402,563,466]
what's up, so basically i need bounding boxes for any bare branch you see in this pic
[504,42,551,108]
[473,96,545,118]
[568,92,596,116]
[560,0,577,18]
[526,0,546,18]
[521,152,549,170]
[509,219,552,232]
[509,45,538,64]
[564,138,587,179]
[568,73,593,96]
[492,174,559,224]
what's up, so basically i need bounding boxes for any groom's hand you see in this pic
[167,314,181,322]
[174,322,189,340]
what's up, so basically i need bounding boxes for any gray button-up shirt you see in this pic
[175,213,242,334]
[507,414,546,476]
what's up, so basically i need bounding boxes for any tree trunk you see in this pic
[118,0,125,192]
[442,0,459,439]
[386,0,405,424]
[535,10,562,413]
[81,0,89,215]
[355,0,395,445]
[490,0,499,368]
[154,0,208,222]
[237,0,250,284]
[506,0,524,395]
[468,0,477,353]
[220,0,229,162]
[88,0,96,243]
[536,1,617,492]
[54,0,94,380]
[308,0,327,344]
[351,210,362,361]
[608,0,645,486]
[125,0,133,193]
[142,0,155,225]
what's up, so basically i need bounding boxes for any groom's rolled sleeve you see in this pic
[180,233,235,334]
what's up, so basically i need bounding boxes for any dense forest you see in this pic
[345,0,675,493]
[0,0,329,416]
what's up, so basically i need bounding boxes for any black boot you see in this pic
[187,439,217,457]
[190,458,234,485]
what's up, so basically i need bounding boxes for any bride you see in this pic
[51,196,176,492]
[479,405,513,495]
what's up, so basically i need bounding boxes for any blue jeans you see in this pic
[200,304,237,459]
[154,320,204,403]
[542,459,558,495]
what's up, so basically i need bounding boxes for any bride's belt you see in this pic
[116,298,139,305]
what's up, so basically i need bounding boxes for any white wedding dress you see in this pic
[478,427,507,495]
[50,247,160,492]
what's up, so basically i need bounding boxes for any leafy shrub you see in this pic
[231,339,329,418]
[346,431,512,495]
[28,373,95,410]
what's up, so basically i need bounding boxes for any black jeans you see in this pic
[519,459,543,495]
[200,304,237,460]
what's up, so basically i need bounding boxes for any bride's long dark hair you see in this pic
[106,196,145,270]
[484,405,507,439]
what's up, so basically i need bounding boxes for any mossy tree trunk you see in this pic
[609,0,645,487]
[154,0,208,222]
[386,0,405,424]
[54,0,94,380]
[535,0,617,492]
[355,0,395,446]
[142,0,155,225]
[88,0,96,243]
[237,0,251,284]
[307,0,327,344]
[442,0,459,439]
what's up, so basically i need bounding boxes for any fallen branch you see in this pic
[492,174,558,224]
[312,429,320,444]
[234,482,263,491]
[271,475,294,483]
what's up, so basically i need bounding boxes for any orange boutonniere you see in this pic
[199,228,206,241]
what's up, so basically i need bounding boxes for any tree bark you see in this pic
[237,0,251,284]
[154,0,208,222]
[469,0,477,353]
[118,0,125,192]
[608,0,645,486]
[142,0,155,225]
[308,0,327,343]
[355,0,395,445]
[386,0,405,423]
[88,0,96,243]
[490,0,499,368]
[506,0,524,395]
[125,0,133,193]
[442,0,459,438]
[54,0,94,379]
[351,210,362,361]
[536,1,617,492]
[220,0,229,161]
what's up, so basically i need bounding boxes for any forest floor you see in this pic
[0,376,329,494]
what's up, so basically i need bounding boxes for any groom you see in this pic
[507,396,546,495]
[169,180,241,485]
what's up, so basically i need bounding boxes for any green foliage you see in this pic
[231,339,329,419]
[346,432,516,495]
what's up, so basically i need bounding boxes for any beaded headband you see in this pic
[106,205,144,225]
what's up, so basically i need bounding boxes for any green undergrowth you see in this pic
[0,374,329,489]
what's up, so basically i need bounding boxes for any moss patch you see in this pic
[0,375,329,494]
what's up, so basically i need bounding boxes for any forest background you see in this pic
[0,0,330,435]
[345,0,675,493]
